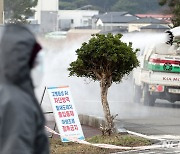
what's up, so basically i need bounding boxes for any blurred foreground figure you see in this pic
[0,24,49,154]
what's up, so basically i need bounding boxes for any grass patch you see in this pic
[87,134,151,147]
[50,134,152,154]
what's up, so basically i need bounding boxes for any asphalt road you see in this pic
[115,100,180,136]
[113,100,180,153]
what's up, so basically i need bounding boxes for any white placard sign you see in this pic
[47,86,85,142]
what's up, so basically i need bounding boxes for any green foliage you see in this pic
[68,33,139,83]
[59,0,163,13]
[112,0,163,14]
[87,134,151,147]
[159,0,180,27]
[159,0,168,6]
[59,2,77,10]
[4,0,38,23]
[172,2,180,27]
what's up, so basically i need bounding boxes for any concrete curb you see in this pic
[78,114,105,129]
[78,114,127,133]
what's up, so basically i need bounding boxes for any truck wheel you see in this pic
[143,84,155,106]
[133,83,142,104]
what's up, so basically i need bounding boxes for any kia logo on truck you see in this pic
[163,77,180,81]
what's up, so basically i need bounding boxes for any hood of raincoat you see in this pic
[0,24,39,95]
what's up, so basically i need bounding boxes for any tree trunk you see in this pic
[100,75,114,135]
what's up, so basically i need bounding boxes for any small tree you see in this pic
[4,0,38,23]
[68,33,139,135]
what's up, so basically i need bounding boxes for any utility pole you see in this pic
[0,0,4,24]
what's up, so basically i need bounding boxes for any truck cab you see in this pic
[133,28,180,106]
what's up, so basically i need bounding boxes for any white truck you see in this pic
[133,27,180,106]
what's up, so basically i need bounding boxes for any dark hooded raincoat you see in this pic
[0,24,49,154]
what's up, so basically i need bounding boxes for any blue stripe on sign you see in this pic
[47,86,69,89]
[78,136,85,140]
[47,87,58,89]
[62,138,69,142]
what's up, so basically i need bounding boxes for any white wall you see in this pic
[35,0,59,24]
[59,10,99,29]
[39,0,58,11]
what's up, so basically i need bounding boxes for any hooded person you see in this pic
[0,24,49,154]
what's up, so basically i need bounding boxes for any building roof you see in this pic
[136,14,172,23]
[132,17,167,24]
[93,11,130,19]
[103,11,128,16]
[95,12,168,24]
[140,24,170,29]
[136,14,172,18]
[100,16,138,23]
